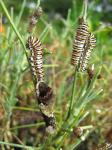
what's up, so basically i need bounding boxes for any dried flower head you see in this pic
[43,114,56,134]
[36,81,56,133]
[87,67,94,80]
[28,7,43,33]
[73,127,83,138]
[36,81,53,105]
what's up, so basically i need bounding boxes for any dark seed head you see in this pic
[36,82,53,105]
[87,68,94,80]
[43,114,56,128]
[97,74,103,79]
[73,127,83,138]
[42,114,56,134]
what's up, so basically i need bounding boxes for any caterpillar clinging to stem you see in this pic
[71,14,96,71]
[71,17,89,69]
[26,36,56,133]
[26,36,44,81]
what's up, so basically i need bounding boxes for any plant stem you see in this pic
[0,141,40,149]
[0,0,27,56]
[0,0,37,86]
[36,0,40,8]
[10,122,44,130]
[66,68,77,119]
[83,0,88,19]
[16,0,26,27]
[12,106,39,112]
[81,0,88,19]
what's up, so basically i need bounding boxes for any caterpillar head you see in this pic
[26,36,39,50]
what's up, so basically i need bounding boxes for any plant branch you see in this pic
[0,0,27,57]
[0,141,41,149]
[81,0,88,19]
[36,0,41,8]
[0,0,38,86]
[66,68,77,119]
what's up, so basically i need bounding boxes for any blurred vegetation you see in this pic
[0,0,112,149]
[2,0,112,21]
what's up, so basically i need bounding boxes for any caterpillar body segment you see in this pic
[26,36,44,81]
[71,18,89,67]
[80,33,96,71]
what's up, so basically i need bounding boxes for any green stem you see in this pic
[0,141,40,149]
[0,0,37,85]
[16,0,26,27]
[12,106,39,112]
[10,122,44,130]
[36,0,40,8]
[66,68,77,119]
[0,0,27,56]
[84,0,88,19]
[81,0,88,19]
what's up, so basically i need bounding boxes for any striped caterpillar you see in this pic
[26,36,44,82]
[26,36,56,133]
[80,33,96,71]
[71,18,89,67]
[71,17,96,71]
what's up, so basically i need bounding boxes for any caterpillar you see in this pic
[28,7,43,33]
[71,18,89,67]
[26,36,56,133]
[80,33,96,71]
[26,36,44,81]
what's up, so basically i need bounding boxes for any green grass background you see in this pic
[0,0,112,149]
